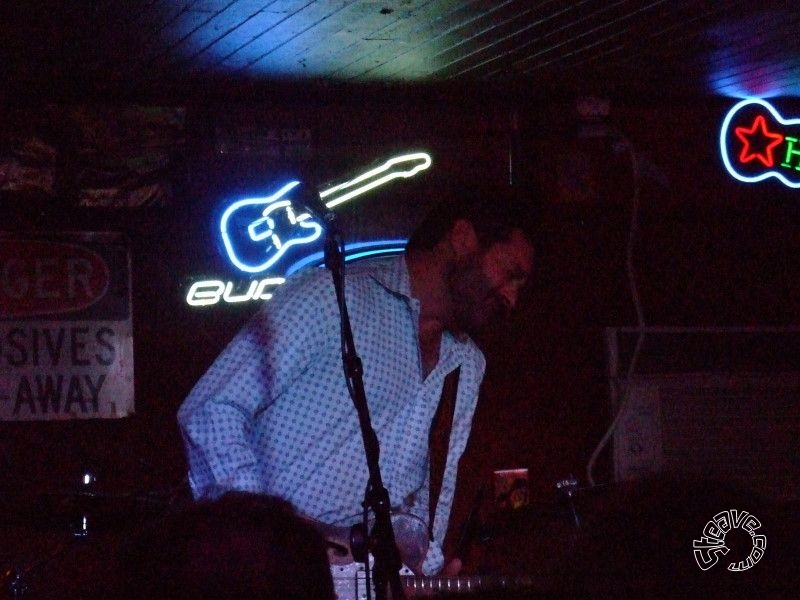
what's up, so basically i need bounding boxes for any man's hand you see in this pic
[405,558,463,597]
[441,557,462,576]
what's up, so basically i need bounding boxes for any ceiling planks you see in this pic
[2,0,800,103]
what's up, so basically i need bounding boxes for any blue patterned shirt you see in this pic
[177,256,485,574]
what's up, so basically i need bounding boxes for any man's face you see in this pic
[447,228,534,336]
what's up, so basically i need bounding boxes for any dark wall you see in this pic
[2,92,799,592]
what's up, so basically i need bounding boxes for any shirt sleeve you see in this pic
[177,269,339,499]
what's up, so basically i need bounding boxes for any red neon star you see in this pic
[734,115,784,167]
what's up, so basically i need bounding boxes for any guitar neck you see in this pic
[402,573,529,594]
[332,561,532,600]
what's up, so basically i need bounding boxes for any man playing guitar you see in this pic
[178,182,536,594]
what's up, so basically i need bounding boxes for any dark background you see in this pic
[2,91,799,595]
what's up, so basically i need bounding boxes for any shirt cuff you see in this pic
[421,541,445,576]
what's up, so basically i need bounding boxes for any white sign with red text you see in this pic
[0,232,134,420]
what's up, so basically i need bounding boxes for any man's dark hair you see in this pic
[117,492,335,600]
[406,182,538,253]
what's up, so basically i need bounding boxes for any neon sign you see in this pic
[220,181,322,274]
[187,152,431,307]
[720,99,800,187]
[284,239,408,276]
[186,277,286,307]
[218,153,431,275]
[317,152,432,209]
[186,241,407,307]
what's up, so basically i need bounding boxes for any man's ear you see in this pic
[449,219,480,257]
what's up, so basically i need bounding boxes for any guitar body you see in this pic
[331,560,414,600]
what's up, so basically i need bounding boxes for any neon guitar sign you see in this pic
[186,152,431,307]
[720,99,800,188]
[220,181,319,274]
[219,152,431,274]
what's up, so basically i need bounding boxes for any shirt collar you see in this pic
[367,255,413,300]
[365,255,481,365]
[367,256,449,372]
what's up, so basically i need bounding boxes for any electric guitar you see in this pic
[219,152,431,274]
[321,513,532,599]
[331,561,533,600]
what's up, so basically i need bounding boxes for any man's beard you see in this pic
[445,253,508,337]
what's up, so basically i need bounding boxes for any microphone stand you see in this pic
[317,210,405,600]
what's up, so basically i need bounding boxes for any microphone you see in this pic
[295,181,337,229]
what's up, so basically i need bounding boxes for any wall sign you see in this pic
[0,232,134,420]
[220,180,320,274]
[186,152,431,307]
[720,98,800,188]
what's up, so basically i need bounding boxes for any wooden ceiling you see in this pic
[3,1,800,104]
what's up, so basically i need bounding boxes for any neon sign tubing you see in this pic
[219,181,325,273]
[293,152,432,222]
[186,278,286,307]
[720,98,800,188]
[218,153,431,275]
[284,239,408,276]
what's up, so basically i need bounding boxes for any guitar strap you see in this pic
[428,365,460,541]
